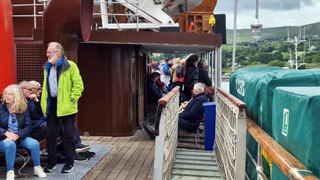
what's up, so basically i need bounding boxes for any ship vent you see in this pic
[16,43,46,84]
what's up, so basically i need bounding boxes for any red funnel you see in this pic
[0,0,17,94]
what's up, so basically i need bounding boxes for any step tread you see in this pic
[174,159,217,166]
[171,175,221,180]
[176,154,217,161]
[173,164,219,171]
[176,149,214,155]
[171,169,221,177]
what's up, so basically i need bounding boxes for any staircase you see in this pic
[171,149,221,180]
[177,123,205,150]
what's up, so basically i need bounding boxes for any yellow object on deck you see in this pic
[209,14,216,27]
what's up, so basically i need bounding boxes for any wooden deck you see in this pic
[80,128,205,180]
[81,129,155,180]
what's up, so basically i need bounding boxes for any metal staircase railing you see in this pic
[12,0,49,29]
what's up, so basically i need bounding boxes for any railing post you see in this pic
[235,106,246,179]
[100,0,108,28]
[33,0,37,29]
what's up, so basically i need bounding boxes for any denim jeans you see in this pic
[0,137,40,172]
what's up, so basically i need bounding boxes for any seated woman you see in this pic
[0,84,47,180]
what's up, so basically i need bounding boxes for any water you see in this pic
[221,81,229,92]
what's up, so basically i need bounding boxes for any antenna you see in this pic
[287,27,290,41]
[308,35,311,52]
[299,26,301,38]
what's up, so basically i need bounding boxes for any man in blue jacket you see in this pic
[178,83,208,132]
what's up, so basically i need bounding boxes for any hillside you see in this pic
[226,22,320,43]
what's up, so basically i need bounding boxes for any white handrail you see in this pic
[215,88,246,180]
[153,87,180,180]
[11,0,49,29]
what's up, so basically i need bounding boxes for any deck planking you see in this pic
[82,130,155,180]
[81,129,201,179]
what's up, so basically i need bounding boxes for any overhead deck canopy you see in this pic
[87,30,222,53]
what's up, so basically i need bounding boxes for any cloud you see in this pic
[216,0,315,13]
[214,0,320,28]
[260,0,314,10]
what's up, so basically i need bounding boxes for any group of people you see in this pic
[0,42,91,180]
[149,54,212,101]
[145,54,213,138]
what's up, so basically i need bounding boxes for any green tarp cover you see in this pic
[229,67,283,123]
[259,69,320,135]
[230,67,283,179]
[272,87,320,178]
[230,68,320,179]
[230,68,320,135]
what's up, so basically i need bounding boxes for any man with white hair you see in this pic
[42,42,84,173]
[178,82,208,132]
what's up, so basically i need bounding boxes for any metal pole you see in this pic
[295,37,298,69]
[231,0,238,72]
[33,0,37,29]
[255,0,259,19]
[214,47,221,102]
[100,0,109,28]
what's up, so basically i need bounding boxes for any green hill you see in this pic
[226,22,320,43]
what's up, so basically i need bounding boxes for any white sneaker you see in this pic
[6,170,15,180]
[34,166,47,178]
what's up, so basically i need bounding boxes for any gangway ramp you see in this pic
[171,149,221,180]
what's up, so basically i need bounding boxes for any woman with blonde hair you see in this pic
[0,84,46,180]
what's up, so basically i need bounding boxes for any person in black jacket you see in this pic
[147,72,164,103]
[178,83,208,132]
[183,54,199,101]
[198,59,212,87]
[144,72,164,139]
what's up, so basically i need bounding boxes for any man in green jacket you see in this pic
[41,42,84,173]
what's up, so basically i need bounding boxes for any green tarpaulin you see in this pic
[272,87,320,178]
[230,68,320,135]
[230,68,320,179]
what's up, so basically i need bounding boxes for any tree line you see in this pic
[222,36,320,70]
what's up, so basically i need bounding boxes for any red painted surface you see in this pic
[0,0,17,93]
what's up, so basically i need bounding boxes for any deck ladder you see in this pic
[171,149,221,180]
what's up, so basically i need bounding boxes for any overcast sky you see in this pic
[214,0,320,29]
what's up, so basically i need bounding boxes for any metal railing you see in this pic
[94,0,141,31]
[215,87,247,180]
[153,86,180,180]
[12,0,49,29]
[246,117,319,180]
[216,87,319,179]
[93,0,178,31]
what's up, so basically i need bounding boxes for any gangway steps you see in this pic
[171,149,221,180]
